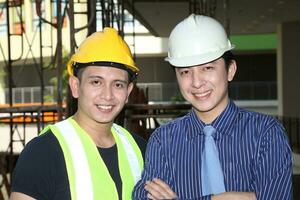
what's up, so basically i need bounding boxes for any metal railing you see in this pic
[4,86,54,104]
[229,81,277,100]
[1,81,277,105]
[138,81,277,101]
[118,104,300,153]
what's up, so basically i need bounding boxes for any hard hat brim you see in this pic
[67,61,138,82]
[165,45,235,67]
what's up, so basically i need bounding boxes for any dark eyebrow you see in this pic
[88,75,101,78]
[115,79,129,85]
[87,74,104,77]
[87,75,129,84]
[176,67,189,70]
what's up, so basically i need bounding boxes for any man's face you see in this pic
[175,57,236,123]
[70,66,133,125]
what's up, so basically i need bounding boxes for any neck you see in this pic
[72,113,115,148]
[196,98,230,124]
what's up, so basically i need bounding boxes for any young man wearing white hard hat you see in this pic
[10,28,146,200]
[133,14,292,199]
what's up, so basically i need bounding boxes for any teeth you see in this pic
[97,105,113,110]
[194,90,211,97]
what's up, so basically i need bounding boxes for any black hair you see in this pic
[221,51,235,71]
[73,61,137,82]
[171,50,235,70]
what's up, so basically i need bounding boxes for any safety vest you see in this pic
[41,117,144,200]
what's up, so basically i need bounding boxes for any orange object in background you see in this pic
[0,112,58,123]
[0,102,65,124]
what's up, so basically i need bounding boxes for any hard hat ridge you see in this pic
[165,14,235,67]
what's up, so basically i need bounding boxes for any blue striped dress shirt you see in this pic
[132,100,293,200]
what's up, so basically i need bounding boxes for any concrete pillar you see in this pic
[277,21,300,117]
[0,66,5,104]
[24,0,32,34]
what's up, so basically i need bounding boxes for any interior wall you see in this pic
[135,56,177,83]
[277,21,300,117]
[234,52,276,82]
[10,64,56,87]
[2,52,278,103]
[135,53,277,102]
[135,53,277,84]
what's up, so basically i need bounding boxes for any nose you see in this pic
[191,69,206,88]
[100,84,114,101]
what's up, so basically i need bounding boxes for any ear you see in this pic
[227,60,237,82]
[125,82,134,103]
[69,76,80,98]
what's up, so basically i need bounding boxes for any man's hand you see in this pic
[144,178,178,200]
[212,192,256,200]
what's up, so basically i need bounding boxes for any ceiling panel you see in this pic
[132,0,300,36]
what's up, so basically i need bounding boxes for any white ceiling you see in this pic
[131,0,300,37]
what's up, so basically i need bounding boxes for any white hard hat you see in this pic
[165,14,235,67]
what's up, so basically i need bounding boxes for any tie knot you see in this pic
[203,125,216,136]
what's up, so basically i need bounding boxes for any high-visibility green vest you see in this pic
[41,117,144,200]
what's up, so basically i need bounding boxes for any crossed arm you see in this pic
[132,135,256,200]
[144,178,256,200]
[133,125,292,200]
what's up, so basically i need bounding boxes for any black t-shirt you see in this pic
[11,129,147,200]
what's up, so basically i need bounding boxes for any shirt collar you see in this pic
[186,100,240,140]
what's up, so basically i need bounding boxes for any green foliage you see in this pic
[44,49,70,102]
[0,65,5,88]
[170,91,185,102]
[0,65,5,104]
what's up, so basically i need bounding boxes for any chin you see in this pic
[196,108,213,114]
[92,115,114,124]
[95,119,114,124]
[194,103,216,112]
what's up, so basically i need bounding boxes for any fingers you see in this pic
[147,192,158,200]
[248,192,257,200]
[152,178,177,197]
[212,192,256,200]
[144,180,166,199]
[144,178,177,200]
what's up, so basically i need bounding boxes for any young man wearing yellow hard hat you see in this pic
[133,14,292,199]
[10,28,146,200]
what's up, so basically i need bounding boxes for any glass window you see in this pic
[0,3,7,35]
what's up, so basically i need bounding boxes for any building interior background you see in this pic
[0,0,300,199]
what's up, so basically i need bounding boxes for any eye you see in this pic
[90,79,101,86]
[115,82,125,88]
[203,66,214,71]
[178,69,190,76]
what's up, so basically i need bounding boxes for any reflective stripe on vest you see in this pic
[112,124,142,183]
[48,118,143,200]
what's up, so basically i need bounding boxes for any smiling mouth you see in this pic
[96,105,113,111]
[193,90,211,98]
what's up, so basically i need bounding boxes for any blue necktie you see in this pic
[201,125,226,196]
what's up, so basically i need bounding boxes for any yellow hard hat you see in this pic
[67,27,139,79]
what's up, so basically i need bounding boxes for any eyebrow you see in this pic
[87,75,129,84]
